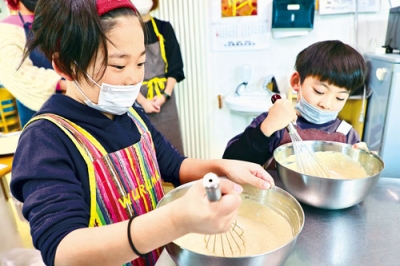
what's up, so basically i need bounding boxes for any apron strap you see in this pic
[150,17,168,73]
[336,120,353,135]
[26,114,100,226]
[142,77,167,99]
[25,107,151,227]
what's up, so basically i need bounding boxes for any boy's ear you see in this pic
[52,53,73,81]
[290,72,301,92]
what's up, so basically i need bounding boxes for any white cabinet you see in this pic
[364,53,400,177]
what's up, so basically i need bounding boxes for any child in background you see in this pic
[0,0,66,126]
[131,0,186,155]
[223,40,368,167]
[10,1,274,265]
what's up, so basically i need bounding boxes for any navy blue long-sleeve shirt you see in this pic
[10,94,185,266]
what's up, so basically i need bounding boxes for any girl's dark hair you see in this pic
[22,0,143,83]
[295,40,367,93]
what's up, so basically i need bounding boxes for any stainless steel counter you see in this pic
[157,173,400,265]
[278,175,400,266]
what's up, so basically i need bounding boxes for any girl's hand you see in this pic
[261,98,297,137]
[220,160,275,190]
[173,178,243,236]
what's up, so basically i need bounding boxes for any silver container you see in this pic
[274,141,385,210]
[157,182,304,266]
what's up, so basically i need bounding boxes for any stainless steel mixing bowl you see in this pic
[156,182,304,266]
[274,141,384,210]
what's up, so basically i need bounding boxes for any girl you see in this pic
[10,0,274,265]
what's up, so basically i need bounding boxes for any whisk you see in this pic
[271,94,331,178]
[203,173,245,257]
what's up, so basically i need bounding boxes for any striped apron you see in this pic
[29,108,165,266]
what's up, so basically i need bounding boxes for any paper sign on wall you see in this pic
[319,0,380,15]
[210,0,271,51]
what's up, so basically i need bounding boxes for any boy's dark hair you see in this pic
[295,40,367,93]
[22,0,143,84]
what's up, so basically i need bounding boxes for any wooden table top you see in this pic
[0,154,13,178]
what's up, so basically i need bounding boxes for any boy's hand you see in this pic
[260,98,297,137]
[353,142,369,151]
[353,142,378,155]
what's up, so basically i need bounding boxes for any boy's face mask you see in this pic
[74,73,142,116]
[295,86,340,124]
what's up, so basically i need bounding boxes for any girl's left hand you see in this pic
[221,160,275,190]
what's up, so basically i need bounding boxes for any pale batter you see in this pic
[173,199,294,257]
[282,151,368,179]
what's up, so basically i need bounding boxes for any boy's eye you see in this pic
[313,89,324,95]
[336,97,345,101]
[138,62,145,67]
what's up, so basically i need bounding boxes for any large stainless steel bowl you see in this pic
[156,182,304,266]
[274,141,384,210]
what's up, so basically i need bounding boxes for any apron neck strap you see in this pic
[150,17,168,73]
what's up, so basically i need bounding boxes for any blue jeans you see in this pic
[16,100,36,127]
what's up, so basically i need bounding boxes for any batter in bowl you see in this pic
[173,199,294,257]
[282,151,368,179]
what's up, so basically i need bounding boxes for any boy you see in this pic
[223,40,368,167]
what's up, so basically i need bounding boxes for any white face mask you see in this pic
[131,0,153,16]
[295,86,340,124]
[74,75,142,116]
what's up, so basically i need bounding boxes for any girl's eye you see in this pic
[111,65,125,70]
[138,62,145,67]
[336,97,345,101]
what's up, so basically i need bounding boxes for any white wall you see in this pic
[206,1,392,158]
[153,1,392,159]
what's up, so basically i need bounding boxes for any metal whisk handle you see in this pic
[203,173,221,202]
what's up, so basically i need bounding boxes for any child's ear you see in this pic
[51,53,73,81]
[290,72,301,92]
